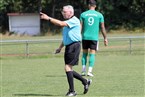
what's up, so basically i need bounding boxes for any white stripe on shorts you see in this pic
[96,41,99,51]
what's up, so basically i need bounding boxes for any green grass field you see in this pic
[0,33,145,97]
[0,54,144,97]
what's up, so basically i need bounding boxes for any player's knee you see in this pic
[65,65,72,72]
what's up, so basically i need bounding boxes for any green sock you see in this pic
[89,54,95,67]
[82,53,88,66]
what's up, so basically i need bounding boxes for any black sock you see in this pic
[66,71,74,92]
[72,71,87,85]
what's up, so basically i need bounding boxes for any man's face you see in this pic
[61,8,71,19]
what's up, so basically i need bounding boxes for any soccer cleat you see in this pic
[81,71,86,76]
[65,91,77,96]
[87,72,94,77]
[83,79,92,94]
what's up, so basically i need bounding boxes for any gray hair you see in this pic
[63,5,74,15]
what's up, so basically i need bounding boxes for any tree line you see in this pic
[0,0,145,34]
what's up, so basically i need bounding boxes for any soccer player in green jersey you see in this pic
[80,0,108,77]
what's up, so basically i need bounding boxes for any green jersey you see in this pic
[80,10,104,40]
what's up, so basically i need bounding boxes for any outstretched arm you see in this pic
[40,12,68,27]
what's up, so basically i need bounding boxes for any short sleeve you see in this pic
[65,17,80,28]
[100,14,104,23]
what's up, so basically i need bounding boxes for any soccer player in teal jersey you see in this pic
[80,0,108,77]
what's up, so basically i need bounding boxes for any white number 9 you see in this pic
[88,17,94,25]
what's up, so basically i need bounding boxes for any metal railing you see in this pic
[0,36,144,57]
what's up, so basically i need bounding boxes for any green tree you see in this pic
[97,0,145,30]
[0,0,144,34]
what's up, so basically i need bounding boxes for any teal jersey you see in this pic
[80,10,104,40]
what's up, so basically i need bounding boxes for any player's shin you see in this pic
[88,53,95,73]
[82,53,88,72]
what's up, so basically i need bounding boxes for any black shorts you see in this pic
[64,42,81,66]
[82,40,98,50]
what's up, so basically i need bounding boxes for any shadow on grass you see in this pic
[13,93,61,96]
[45,75,66,77]
[14,93,84,96]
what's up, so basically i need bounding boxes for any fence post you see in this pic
[25,41,29,57]
[129,39,132,54]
